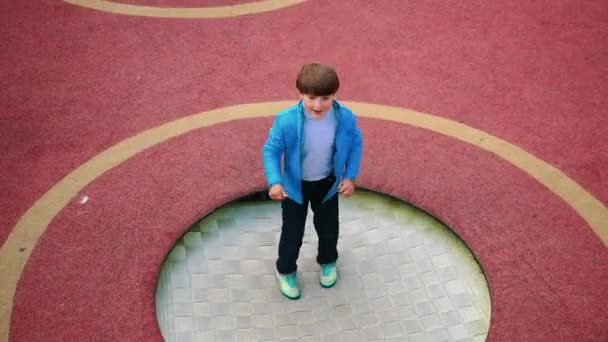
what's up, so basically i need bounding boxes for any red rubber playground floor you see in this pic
[1,1,607,341]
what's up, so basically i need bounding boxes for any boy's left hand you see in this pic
[338,179,355,197]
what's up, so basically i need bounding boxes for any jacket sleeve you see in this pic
[344,115,363,181]
[262,115,284,187]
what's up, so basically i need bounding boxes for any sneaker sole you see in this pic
[280,290,300,300]
[320,279,337,288]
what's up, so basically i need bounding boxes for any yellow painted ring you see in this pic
[1,101,606,340]
[62,0,308,18]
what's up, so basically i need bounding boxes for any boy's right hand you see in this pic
[268,184,288,200]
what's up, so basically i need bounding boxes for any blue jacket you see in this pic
[262,99,363,204]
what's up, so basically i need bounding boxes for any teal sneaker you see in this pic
[275,270,300,299]
[319,263,337,288]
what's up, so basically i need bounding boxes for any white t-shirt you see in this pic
[301,108,337,181]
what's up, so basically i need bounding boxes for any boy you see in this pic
[262,62,363,299]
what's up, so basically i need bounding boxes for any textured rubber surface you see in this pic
[2,0,607,341]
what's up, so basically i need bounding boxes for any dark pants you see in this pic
[276,175,339,275]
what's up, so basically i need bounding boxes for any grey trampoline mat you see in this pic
[155,190,491,341]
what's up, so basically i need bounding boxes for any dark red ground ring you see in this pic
[2,0,607,248]
[10,118,608,341]
[111,0,259,7]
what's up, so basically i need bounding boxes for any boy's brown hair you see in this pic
[296,62,340,96]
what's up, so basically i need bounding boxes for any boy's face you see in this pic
[300,93,335,119]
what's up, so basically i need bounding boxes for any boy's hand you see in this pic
[268,184,288,200]
[338,179,355,197]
